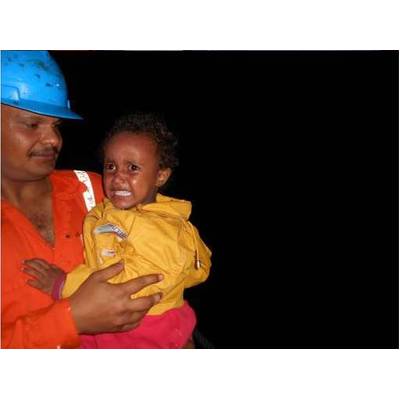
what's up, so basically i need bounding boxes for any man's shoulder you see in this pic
[52,169,102,185]
[52,170,104,201]
[53,169,102,182]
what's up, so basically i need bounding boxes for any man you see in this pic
[1,50,163,348]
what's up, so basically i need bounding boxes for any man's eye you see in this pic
[25,122,38,129]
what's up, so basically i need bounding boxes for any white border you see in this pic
[0,1,399,50]
[0,350,399,399]
[0,1,399,400]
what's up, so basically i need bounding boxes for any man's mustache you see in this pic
[29,147,59,157]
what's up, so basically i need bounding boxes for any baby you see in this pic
[24,112,211,348]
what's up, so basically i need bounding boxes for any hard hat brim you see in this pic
[1,99,83,120]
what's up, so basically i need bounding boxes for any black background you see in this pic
[51,51,398,348]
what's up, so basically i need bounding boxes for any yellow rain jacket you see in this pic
[62,194,212,315]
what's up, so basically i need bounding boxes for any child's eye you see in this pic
[128,164,140,172]
[104,163,116,171]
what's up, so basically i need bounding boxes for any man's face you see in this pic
[103,131,171,209]
[1,105,63,181]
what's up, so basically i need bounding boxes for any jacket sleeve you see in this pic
[1,299,80,349]
[62,204,102,298]
[62,264,93,298]
[184,223,212,289]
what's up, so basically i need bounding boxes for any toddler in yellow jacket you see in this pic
[26,112,211,348]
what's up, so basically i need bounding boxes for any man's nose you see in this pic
[40,126,61,146]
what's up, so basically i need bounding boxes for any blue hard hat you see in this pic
[1,50,82,119]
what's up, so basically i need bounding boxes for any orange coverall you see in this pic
[1,170,104,348]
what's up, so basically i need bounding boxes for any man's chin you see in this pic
[29,160,57,177]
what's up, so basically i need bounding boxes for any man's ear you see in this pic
[156,168,172,188]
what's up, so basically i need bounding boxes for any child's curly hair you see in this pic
[102,111,179,170]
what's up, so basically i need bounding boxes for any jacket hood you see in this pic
[102,193,192,220]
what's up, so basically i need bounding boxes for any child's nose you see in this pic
[112,171,126,185]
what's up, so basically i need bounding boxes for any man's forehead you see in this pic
[3,105,61,123]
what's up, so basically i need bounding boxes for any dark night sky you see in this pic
[51,51,398,348]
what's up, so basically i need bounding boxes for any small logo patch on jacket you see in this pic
[94,223,128,239]
[101,249,116,257]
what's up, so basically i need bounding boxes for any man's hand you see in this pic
[23,258,66,297]
[68,263,163,334]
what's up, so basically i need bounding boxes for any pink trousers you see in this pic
[79,301,196,349]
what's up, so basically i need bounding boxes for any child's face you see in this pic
[103,131,171,209]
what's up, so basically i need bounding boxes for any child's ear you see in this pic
[156,168,172,187]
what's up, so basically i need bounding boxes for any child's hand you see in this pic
[23,258,66,299]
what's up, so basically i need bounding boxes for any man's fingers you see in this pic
[126,292,163,313]
[117,293,163,331]
[119,274,163,296]
[119,321,141,332]
[94,262,124,282]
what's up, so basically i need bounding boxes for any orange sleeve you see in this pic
[1,299,80,349]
